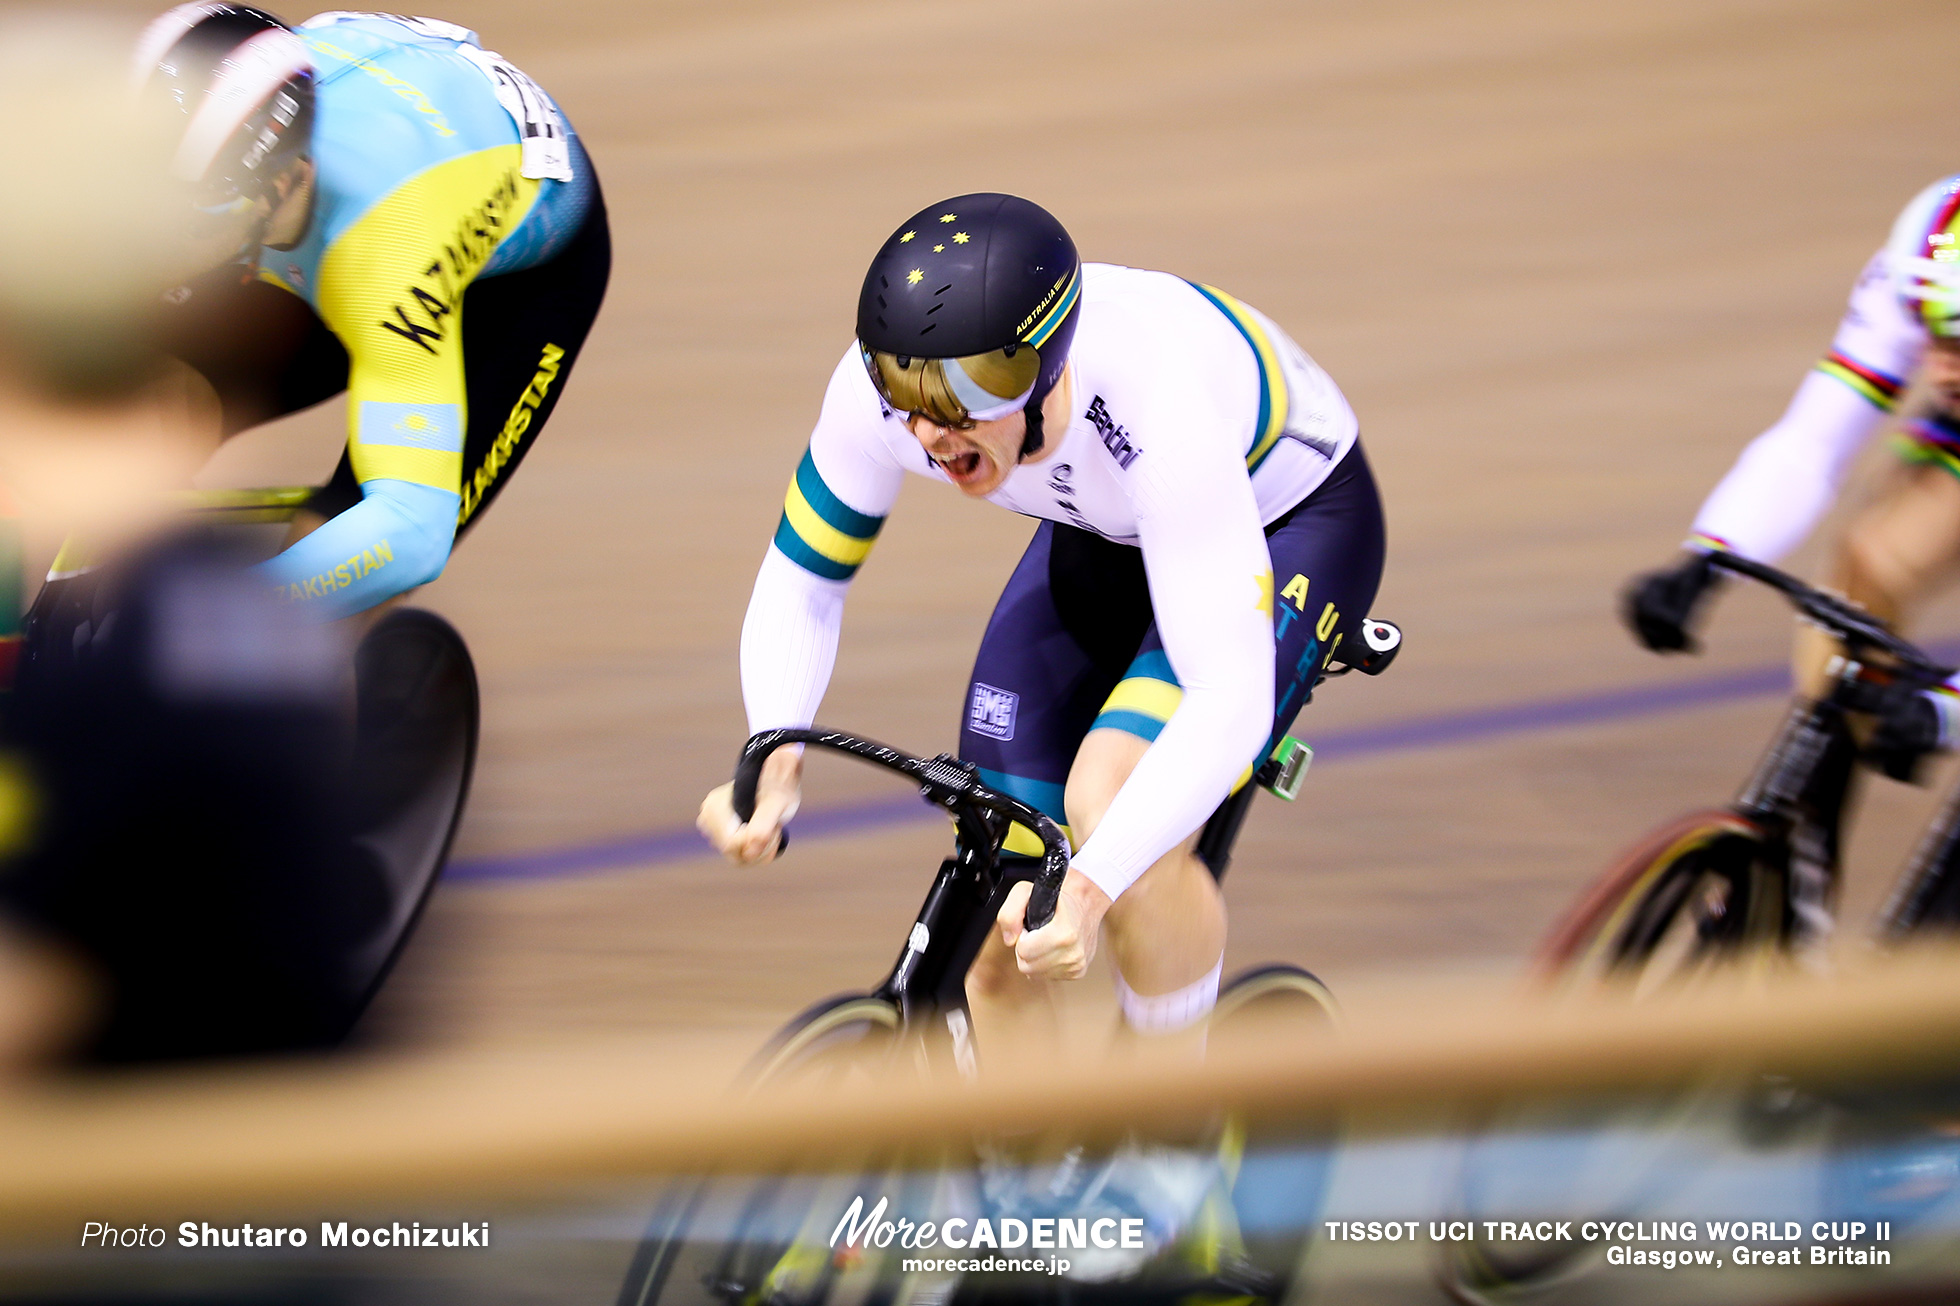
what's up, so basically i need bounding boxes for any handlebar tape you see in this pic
[1023,869,1061,932]
[729,747,788,856]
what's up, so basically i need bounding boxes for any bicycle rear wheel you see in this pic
[341,608,479,1011]
[619,994,903,1306]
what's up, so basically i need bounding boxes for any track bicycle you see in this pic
[1440,551,1960,1303]
[1539,550,1960,983]
[16,486,479,1026]
[618,618,1404,1306]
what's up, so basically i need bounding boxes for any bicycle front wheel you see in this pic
[1535,809,1787,988]
[1435,811,1788,1304]
[619,994,902,1306]
[341,608,479,1014]
[745,992,903,1087]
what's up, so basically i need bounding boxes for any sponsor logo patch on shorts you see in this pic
[968,682,1018,741]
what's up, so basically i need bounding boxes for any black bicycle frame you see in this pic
[1879,781,1960,937]
[725,613,1415,1031]
[1702,553,1959,944]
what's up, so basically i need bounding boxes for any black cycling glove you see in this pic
[1623,552,1723,653]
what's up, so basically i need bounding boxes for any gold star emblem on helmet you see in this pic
[899,231,916,243]
[939,213,956,223]
[933,244,944,252]
[906,269,923,284]
[953,232,969,244]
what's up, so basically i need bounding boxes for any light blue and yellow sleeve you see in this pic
[261,145,541,615]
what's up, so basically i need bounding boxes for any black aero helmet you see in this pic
[132,4,315,252]
[857,194,1080,448]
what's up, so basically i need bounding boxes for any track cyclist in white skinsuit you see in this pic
[1628,175,1960,772]
[698,193,1386,1272]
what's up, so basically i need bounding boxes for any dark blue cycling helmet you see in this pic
[857,193,1080,452]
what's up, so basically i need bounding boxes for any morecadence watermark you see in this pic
[831,1195,1142,1263]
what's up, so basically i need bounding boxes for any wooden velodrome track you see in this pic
[90,0,1960,1047]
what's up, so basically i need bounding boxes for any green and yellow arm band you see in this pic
[771,449,885,582]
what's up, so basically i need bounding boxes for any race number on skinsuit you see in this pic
[307,11,574,181]
[454,46,572,181]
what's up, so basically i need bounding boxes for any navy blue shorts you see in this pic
[958,443,1387,850]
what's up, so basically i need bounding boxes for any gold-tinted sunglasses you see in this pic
[861,342,1040,431]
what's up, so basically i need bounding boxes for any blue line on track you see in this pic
[446,796,930,883]
[446,646,1955,884]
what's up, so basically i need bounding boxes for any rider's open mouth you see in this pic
[934,450,983,479]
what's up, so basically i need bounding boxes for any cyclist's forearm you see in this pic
[260,479,459,618]
[1687,370,1889,562]
[741,544,848,733]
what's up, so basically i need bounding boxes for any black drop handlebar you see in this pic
[1706,552,1954,683]
[732,727,1072,932]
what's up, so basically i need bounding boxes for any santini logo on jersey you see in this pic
[1085,396,1140,469]
[968,682,1018,741]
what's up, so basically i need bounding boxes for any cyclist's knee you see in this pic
[1105,849,1217,935]
[1064,729,1150,845]
[1837,522,1916,619]
[964,931,1031,1002]
[1838,468,1960,616]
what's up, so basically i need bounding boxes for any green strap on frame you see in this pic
[1259,735,1313,801]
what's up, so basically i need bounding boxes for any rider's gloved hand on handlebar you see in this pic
[697,747,801,864]
[1843,678,1954,783]
[1624,552,1724,653]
